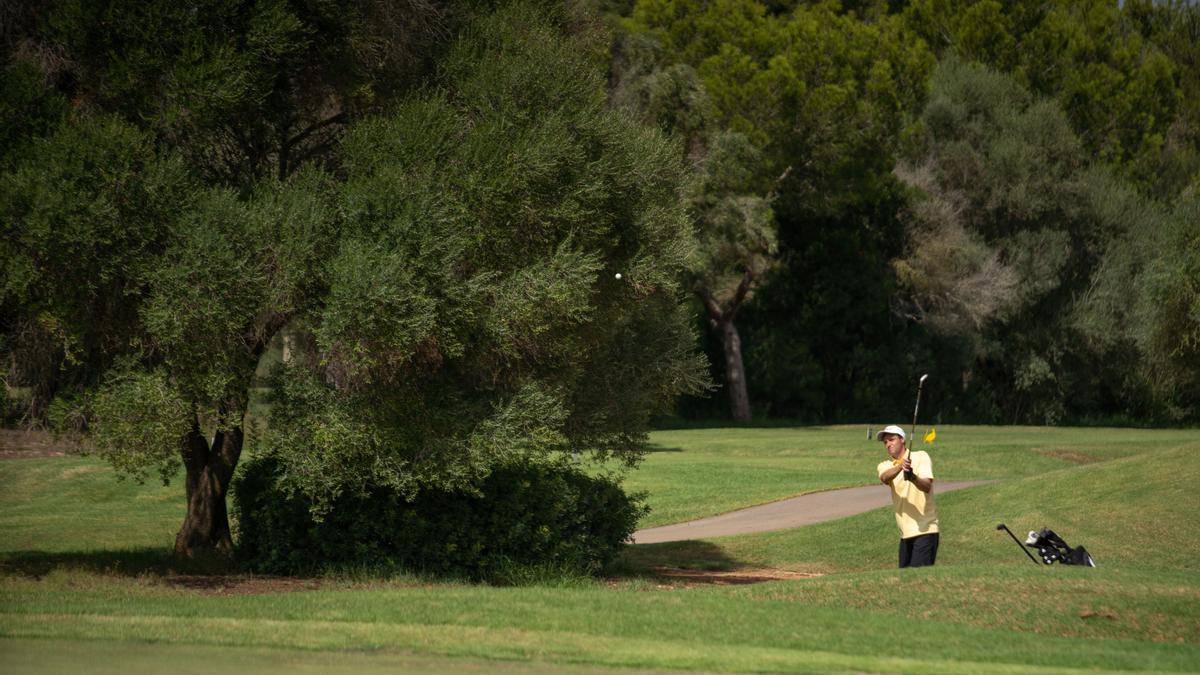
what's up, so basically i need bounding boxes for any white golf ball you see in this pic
[615,273,622,280]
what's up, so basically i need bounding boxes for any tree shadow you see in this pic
[643,445,685,453]
[0,547,237,579]
[606,540,750,582]
[608,541,826,586]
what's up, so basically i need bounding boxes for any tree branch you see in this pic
[726,268,756,323]
[284,112,347,154]
[695,287,725,326]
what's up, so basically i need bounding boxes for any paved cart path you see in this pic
[632,480,991,544]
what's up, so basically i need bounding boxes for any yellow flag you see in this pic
[924,428,937,444]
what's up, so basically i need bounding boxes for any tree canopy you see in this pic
[3,0,1198,569]
[612,0,1199,424]
[2,0,707,554]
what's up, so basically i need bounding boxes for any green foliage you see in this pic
[1079,192,1200,416]
[1142,197,1200,404]
[893,59,1186,422]
[26,0,447,183]
[688,131,777,299]
[617,0,935,422]
[232,455,646,579]
[0,60,68,168]
[625,0,933,206]
[1125,1,1200,200]
[86,368,190,486]
[0,115,192,415]
[139,170,337,408]
[256,2,708,513]
[903,0,1186,190]
[3,2,705,560]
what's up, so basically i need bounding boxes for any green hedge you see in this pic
[232,456,646,580]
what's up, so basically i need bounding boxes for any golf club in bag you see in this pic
[996,523,1096,567]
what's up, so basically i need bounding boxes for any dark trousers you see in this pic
[899,533,939,568]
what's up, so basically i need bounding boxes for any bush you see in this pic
[232,456,646,581]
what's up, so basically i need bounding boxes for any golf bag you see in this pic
[996,523,1096,567]
[1024,528,1096,567]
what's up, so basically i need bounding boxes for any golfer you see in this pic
[876,425,939,567]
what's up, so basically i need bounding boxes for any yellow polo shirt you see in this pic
[876,450,938,539]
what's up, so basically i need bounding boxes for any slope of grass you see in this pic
[0,457,183,554]
[666,440,1200,575]
[628,425,1196,526]
[1,427,1198,672]
[2,565,1197,672]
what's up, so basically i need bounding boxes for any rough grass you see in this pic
[1,426,1198,672]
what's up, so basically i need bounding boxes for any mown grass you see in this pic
[1,637,640,674]
[1,426,1198,672]
[627,425,1196,526]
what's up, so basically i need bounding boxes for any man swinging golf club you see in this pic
[876,374,939,568]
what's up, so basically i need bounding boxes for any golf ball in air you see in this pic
[615,273,622,279]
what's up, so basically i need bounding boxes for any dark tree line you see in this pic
[616,0,1200,425]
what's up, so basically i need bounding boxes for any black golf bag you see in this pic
[1024,528,1096,567]
[996,523,1097,567]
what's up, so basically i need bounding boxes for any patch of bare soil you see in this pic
[643,566,822,587]
[1035,448,1100,464]
[0,429,68,458]
[164,574,323,595]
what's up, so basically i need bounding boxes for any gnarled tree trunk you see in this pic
[719,318,751,422]
[698,269,756,423]
[174,410,243,557]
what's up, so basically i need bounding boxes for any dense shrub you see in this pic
[232,456,646,580]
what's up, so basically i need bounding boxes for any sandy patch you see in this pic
[640,566,823,587]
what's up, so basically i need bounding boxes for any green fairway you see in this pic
[0,637,657,674]
[1,426,1198,673]
[629,425,1198,526]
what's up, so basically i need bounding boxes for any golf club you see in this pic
[996,523,1041,564]
[905,374,928,480]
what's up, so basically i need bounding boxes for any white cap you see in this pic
[875,425,906,441]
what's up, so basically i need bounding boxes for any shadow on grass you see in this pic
[0,547,239,579]
[3,543,776,589]
[609,540,742,576]
[608,541,820,586]
[643,445,685,453]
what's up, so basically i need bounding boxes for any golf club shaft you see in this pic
[909,376,926,450]
[997,523,1040,564]
[906,375,927,479]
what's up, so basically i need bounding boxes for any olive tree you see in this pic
[3,1,707,555]
[260,2,709,511]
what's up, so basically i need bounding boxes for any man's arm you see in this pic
[880,463,904,485]
[910,474,934,492]
[904,454,934,493]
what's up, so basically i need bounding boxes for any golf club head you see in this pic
[995,523,1007,531]
[919,373,929,384]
